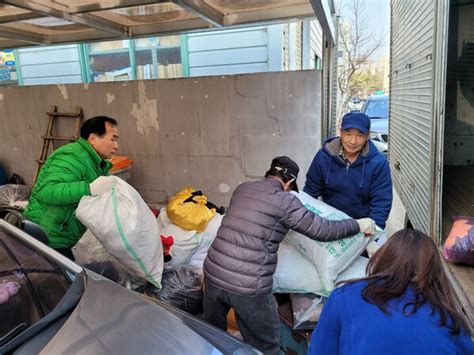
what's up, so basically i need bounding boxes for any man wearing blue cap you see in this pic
[304,112,392,229]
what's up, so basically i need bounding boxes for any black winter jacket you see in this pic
[203,178,360,296]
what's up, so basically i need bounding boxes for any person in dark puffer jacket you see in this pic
[203,156,375,355]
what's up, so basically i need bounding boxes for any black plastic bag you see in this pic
[155,266,204,315]
[9,174,25,185]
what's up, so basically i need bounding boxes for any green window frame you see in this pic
[78,34,190,82]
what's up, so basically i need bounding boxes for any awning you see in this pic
[0,0,318,49]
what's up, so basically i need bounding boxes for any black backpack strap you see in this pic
[183,190,203,204]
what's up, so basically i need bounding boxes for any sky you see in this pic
[339,0,390,60]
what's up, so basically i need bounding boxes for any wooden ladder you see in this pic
[34,106,83,183]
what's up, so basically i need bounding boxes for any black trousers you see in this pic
[203,280,280,355]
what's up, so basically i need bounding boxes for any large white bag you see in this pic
[188,213,224,270]
[335,256,369,284]
[76,178,163,288]
[285,191,381,294]
[272,239,323,294]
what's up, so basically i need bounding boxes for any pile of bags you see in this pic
[152,188,223,314]
[73,179,382,324]
[74,182,223,315]
[273,191,385,330]
[158,206,223,271]
[274,191,381,297]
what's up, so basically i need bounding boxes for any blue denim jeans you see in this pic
[203,280,280,355]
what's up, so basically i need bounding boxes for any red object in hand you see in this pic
[160,235,174,256]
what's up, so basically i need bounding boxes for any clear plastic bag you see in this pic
[0,184,30,209]
[72,230,131,286]
[290,293,326,330]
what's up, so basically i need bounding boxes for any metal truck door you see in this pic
[389,0,449,242]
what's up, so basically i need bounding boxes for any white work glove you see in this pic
[356,218,376,237]
[89,176,118,196]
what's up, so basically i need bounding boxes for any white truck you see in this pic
[389,0,473,331]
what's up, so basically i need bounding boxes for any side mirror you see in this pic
[0,207,48,244]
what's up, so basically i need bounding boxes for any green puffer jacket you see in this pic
[24,138,112,249]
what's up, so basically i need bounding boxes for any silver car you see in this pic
[0,218,259,354]
[361,94,389,145]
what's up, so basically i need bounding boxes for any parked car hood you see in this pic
[40,274,258,354]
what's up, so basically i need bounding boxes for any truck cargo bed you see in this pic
[442,166,474,232]
[442,165,474,333]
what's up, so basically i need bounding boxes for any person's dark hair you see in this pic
[80,116,117,139]
[352,229,467,335]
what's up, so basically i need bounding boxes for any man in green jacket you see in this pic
[24,116,120,260]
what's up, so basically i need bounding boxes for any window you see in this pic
[135,36,183,79]
[315,55,322,70]
[88,40,132,82]
[0,50,18,85]
[0,228,70,342]
[84,35,184,82]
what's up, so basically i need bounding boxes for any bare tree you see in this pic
[337,0,384,118]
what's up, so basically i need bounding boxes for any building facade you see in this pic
[1,20,324,86]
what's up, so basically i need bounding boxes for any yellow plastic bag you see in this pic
[167,187,216,232]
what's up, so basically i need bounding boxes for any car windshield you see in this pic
[364,99,388,118]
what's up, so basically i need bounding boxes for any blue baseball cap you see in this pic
[341,112,371,133]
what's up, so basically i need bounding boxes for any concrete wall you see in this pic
[0,70,321,206]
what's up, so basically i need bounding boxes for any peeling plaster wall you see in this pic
[0,71,321,206]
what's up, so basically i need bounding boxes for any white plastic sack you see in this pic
[188,213,224,270]
[335,256,369,284]
[273,239,323,294]
[285,191,382,295]
[157,208,199,271]
[76,178,163,288]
